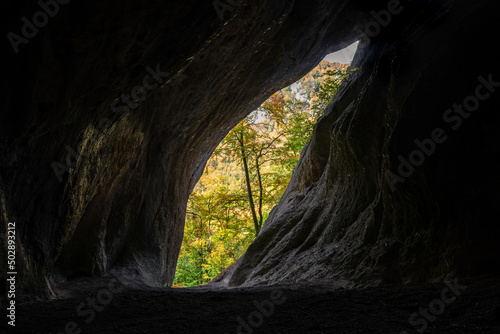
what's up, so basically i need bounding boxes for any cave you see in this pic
[2,0,500,332]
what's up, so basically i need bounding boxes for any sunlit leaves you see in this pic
[173,62,351,287]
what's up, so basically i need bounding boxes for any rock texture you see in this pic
[224,0,500,286]
[1,0,374,296]
[1,0,499,298]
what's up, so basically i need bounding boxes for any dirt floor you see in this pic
[3,275,500,334]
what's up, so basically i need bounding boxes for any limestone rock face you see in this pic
[1,0,499,297]
[1,0,372,296]
[224,0,500,286]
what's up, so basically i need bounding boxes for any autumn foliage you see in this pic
[172,62,352,287]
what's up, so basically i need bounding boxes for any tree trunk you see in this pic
[256,155,264,233]
[237,132,260,236]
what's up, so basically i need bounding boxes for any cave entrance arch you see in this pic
[172,42,359,287]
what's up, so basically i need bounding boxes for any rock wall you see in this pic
[224,0,500,286]
[1,0,374,296]
[2,0,498,297]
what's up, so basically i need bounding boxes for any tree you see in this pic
[217,93,288,236]
[173,62,354,287]
[310,67,353,116]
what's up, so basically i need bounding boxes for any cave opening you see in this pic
[173,42,360,288]
[4,0,500,332]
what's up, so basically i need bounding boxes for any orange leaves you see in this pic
[174,61,352,287]
[260,93,287,125]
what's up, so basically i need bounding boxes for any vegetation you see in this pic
[172,61,353,287]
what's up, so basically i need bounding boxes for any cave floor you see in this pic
[7,275,500,334]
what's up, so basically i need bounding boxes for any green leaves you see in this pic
[173,62,351,287]
[311,67,354,116]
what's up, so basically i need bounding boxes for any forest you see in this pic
[173,61,352,287]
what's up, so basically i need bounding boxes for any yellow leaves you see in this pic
[173,60,350,287]
[190,239,206,248]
